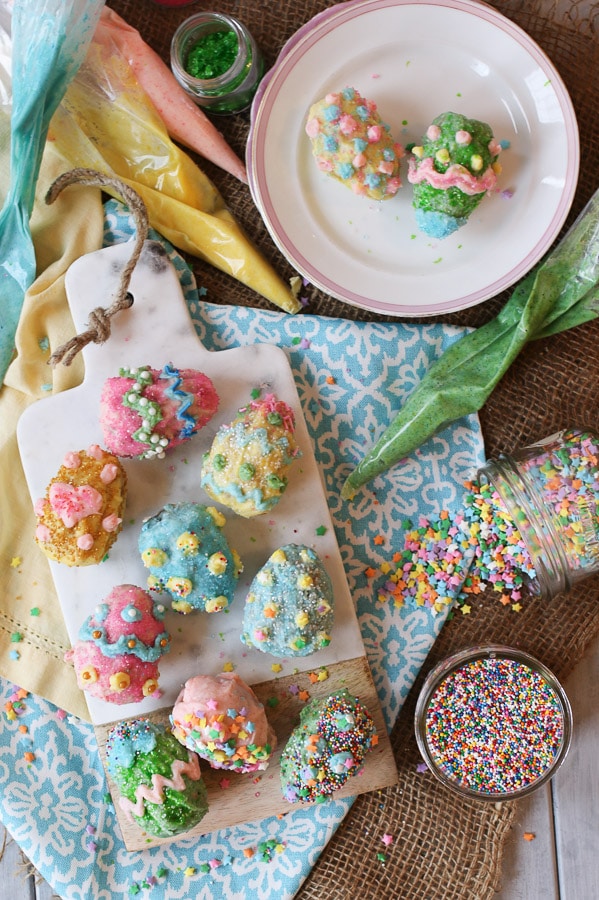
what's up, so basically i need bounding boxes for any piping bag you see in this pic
[341,186,599,501]
[0,0,104,385]
[97,6,248,184]
[47,23,301,316]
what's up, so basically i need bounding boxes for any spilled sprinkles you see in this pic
[369,432,599,616]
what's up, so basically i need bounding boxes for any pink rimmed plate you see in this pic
[247,0,579,316]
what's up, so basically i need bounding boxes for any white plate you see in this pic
[247,0,579,316]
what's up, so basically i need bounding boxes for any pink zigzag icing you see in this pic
[119,751,201,821]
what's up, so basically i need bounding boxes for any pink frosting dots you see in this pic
[34,445,127,566]
[305,86,403,202]
[77,534,95,551]
[100,463,119,484]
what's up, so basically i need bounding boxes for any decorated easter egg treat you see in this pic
[241,543,334,657]
[407,111,502,238]
[100,363,219,460]
[64,584,171,704]
[139,502,243,614]
[170,672,277,773]
[200,393,302,518]
[305,86,403,201]
[280,689,378,804]
[34,444,127,566]
[105,718,208,838]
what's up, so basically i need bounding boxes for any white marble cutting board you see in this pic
[16,240,367,727]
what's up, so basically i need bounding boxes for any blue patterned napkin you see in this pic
[0,201,485,899]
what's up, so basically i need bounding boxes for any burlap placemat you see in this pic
[86,1,599,896]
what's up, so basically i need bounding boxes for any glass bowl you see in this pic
[414,645,572,801]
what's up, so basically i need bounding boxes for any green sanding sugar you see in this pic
[185,29,237,79]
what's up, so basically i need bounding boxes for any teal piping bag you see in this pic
[341,187,599,501]
[0,0,104,385]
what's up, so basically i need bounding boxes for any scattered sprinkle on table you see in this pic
[258,838,286,862]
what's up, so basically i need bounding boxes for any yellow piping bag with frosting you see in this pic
[47,31,301,314]
[97,6,248,184]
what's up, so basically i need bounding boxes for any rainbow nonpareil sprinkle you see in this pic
[424,657,565,794]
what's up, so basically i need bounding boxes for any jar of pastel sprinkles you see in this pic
[415,645,572,801]
[476,428,599,599]
[170,12,264,114]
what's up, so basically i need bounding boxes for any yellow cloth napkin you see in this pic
[0,142,103,722]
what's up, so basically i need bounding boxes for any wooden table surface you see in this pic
[2,626,598,899]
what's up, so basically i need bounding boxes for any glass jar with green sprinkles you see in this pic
[476,428,599,599]
[170,12,264,114]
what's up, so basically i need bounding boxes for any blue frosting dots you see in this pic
[305,86,403,201]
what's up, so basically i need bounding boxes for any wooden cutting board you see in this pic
[17,240,397,849]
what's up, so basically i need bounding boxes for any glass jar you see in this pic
[170,12,264,114]
[477,428,599,599]
[414,645,572,801]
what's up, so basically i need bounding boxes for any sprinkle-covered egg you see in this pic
[305,86,404,201]
[100,364,219,459]
[201,393,302,518]
[170,672,277,774]
[106,718,208,837]
[280,690,378,803]
[407,110,502,238]
[64,584,171,704]
[34,444,127,566]
[241,543,334,657]
[138,502,242,614]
